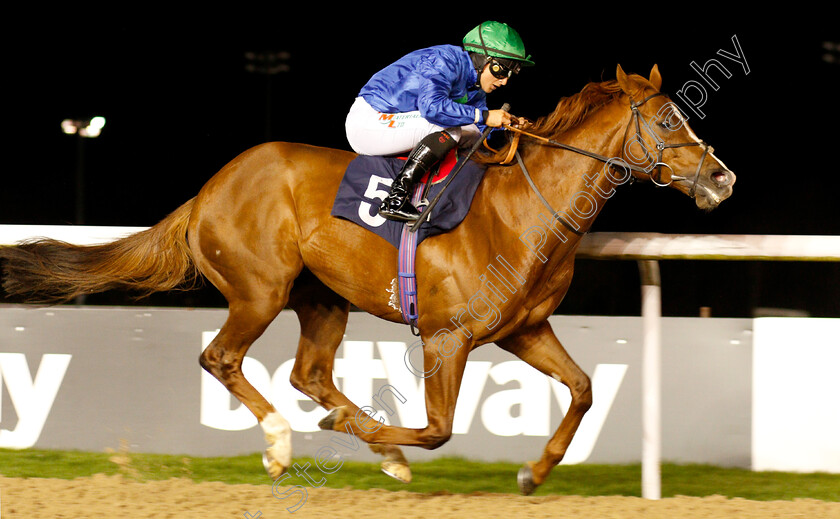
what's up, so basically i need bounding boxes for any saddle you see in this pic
[331,149,486,247]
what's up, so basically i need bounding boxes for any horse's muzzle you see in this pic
[693,169,736,210]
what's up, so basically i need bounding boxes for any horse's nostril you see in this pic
[711,171,728,185]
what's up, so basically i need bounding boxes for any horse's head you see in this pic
[615,64,735,210]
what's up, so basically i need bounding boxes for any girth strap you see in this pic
[398,180,425,335]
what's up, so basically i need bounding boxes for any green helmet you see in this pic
[463,21,534,66]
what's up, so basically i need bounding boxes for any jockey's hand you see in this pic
[510,115,528,128]
[486,110,526,128]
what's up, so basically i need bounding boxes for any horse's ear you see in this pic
[616,64,634,94]
[649,64,662,91]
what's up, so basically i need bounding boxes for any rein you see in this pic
[500,92,711,233]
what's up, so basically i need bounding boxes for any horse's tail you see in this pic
[0,198,199,304]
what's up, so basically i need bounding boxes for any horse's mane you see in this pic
[526,80,625,139]
[476,79,626,164]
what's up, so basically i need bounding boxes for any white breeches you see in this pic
[345,97,481,156]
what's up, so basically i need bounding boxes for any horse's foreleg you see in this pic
[318,335,470,451]
[496,320,592,495]
[287,277,412,482]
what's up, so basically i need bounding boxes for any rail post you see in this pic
[638,259,662,500]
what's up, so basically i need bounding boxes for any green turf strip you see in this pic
[1,449,838,502]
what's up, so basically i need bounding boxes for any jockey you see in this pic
[345,21,534,222]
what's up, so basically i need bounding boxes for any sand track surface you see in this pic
[2,474,839,518]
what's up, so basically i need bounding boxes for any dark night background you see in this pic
[2,10,838,317]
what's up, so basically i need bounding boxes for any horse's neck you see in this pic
[523,101,627,233]
[498,102,629,287]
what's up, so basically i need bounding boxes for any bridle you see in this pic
[624,92,710,196]
[502,91,712,235]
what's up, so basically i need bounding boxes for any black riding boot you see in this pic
[379,131,456,222]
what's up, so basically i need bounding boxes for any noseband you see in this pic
[504,91,712,234]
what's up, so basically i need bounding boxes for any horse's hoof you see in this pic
[517,463,537,496]
[381,461,412,483]
[263,451,288,480]
[318,406,346,431]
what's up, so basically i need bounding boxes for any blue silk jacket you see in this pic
[358,45,488,128]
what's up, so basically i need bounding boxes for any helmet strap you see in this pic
[469,52,489,86]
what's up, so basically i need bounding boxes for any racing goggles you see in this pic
[488,58,521,79]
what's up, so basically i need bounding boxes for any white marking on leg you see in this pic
[261,411,292,469]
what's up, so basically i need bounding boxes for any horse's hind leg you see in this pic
[200,297,292,478]
[195,231,303,479]
[287,274,412,482]
[317,330,473,450]
[496,320,592,495]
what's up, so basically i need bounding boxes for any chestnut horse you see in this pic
[0,65,734,494]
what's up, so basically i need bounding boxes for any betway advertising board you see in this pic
[1,306,836,471]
